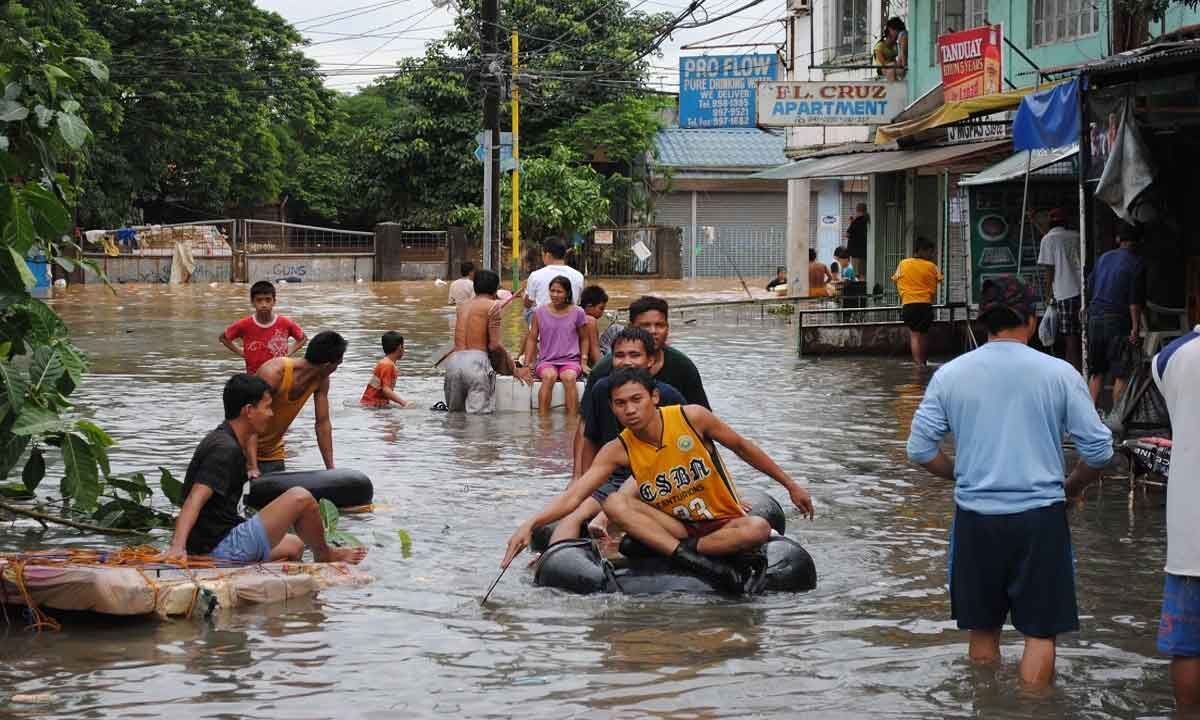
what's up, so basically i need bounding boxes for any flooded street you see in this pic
[0,279,1173,718]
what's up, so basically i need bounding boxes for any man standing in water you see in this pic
[162,374,366,565]
[1151,326,1200,710]
[249,330,347,476]
[549,327,685,545]
[504,367,813,593]
[444,269,525,413]
[906,276,1112,688]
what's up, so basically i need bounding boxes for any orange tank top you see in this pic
[257,358,318,462]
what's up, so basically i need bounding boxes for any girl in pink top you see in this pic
[523,275,589,413]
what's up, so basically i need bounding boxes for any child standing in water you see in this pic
[521,276,589,413]
[361,331,412,407]
[220,280,306,374]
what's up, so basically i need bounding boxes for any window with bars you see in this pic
[930,0,988,64]
[828,0,870,60]
[1031,0,1100,46]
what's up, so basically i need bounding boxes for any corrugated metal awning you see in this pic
[959,144,1079,186]
[750,140,1009,181]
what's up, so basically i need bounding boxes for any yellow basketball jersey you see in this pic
[619,405,745,522]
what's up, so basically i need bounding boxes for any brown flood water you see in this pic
[0,278,1172,718]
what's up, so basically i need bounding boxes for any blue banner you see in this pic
[679,54,779,129]
[1013,78,1080,151]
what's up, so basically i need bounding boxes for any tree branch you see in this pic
[0,499,146,536]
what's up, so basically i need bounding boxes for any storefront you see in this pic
[1079,40,1200,335]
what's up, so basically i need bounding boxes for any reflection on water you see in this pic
[0,279,1175,717]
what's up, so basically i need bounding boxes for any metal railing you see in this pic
[681,224,787,278]
[242,219,374,255]
[583,226,664,276]
[81,219,237,257]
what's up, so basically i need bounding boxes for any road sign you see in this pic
[473,131,517,170]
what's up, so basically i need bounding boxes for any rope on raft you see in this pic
[0,546,252,632]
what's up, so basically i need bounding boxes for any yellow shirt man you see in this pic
[893,257,943,305]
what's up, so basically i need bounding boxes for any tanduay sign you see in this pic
[755,81,907,126]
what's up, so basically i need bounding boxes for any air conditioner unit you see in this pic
[788,0,811,15]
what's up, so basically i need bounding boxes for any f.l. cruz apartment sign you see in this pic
[756,81,908,127]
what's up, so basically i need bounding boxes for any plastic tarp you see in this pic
[749,140,1009,181]
[959,144,1079,186]
[1012,79,1081,150]
[874,82,1064,144]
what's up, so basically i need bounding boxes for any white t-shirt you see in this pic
[448,277,474,305]
[1153,327,1200,575]
[525,263,584,307]
[1037,226,1082,300]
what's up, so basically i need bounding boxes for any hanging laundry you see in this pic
[1096,102,1156,224]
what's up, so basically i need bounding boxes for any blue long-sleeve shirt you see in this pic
[906,341,1113,514]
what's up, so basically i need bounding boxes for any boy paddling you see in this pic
[504,367,813,593]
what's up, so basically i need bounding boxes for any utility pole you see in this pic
[481,0,501,274]
[510,31,520,292]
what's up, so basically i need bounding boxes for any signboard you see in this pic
[938,25,1003,102]
[474,131,517,171]
[593,230,613,245]
[756,81,908,126]
[679,54,779,128]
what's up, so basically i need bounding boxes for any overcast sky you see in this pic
[255,0,786,94]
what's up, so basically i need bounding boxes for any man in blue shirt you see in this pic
[1086,225,1146,406]
[549,326,686,545]
[906,275,1113,689]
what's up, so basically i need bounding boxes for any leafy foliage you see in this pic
[319,498,362,548]
[502,144,611,242]
[0,11,177,532]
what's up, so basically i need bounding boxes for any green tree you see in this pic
[0,13,177,532]
[77,0,336,224]
[502,144,610,243]
[334,0,672,228]
[550,94,669,223]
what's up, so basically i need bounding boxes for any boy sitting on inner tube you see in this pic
[503,367,814,594]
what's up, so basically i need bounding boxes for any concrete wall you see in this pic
[82,255,232,284]
[246,255,374,283]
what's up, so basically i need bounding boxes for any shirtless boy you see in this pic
[444,269,526,413]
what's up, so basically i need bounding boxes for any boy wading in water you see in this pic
[161,374,366,566]
[906,276,1112,688]
[250,331,347,477]
[220,280,306,374]
[504,367,813,593]
[444,269,525,413]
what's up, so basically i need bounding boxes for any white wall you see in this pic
[784,0,886,154]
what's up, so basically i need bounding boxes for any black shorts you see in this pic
[591,472,629,504]
[950,502,1078,638]
[1086,313,1134,379]
[902,303,934,333]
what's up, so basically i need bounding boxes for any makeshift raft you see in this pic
[0,548,371,627]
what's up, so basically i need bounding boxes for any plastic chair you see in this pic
[1142,302,1190,356]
